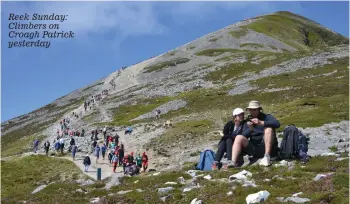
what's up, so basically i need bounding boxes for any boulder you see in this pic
[246,190,270,204]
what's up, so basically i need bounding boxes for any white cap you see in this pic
[232,108,244,116]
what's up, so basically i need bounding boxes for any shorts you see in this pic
[137,164,142,168]
[242,139,266,158]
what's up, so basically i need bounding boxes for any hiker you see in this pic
[212,108,246,170]
[69,137,75,152]
[135,153,142,169]
[124,126,133,135]
[110,141,116,150]
[101,143,107,160]
[95,144,101,163]
[155,109,161,119]
[91,129,95,141]
[108,151,114,166]
[103,126,107,139]
[81,129,85,137]
[114,133,119,146]
[71,145,77,160]
[118,144,125,166]
[33,138,40,153]
[122,155,128,173]
[142,152,149,172]
[59,137,65,154]
[128,152,134,164]
[44,141,50,156]
[231,100,280,167]
[112,153,118,173]
[106,135,112,148]
[54,141,60,155]
[83,154,91,172]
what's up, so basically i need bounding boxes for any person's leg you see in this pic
[215,139,226,162]
[259,128,274,166]
[225,137,233,161]
[231,135,249,165]
[263,128,274,155]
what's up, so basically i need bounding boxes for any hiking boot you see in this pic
[259,154,272,167]
[226,160,238,169]
[212,161,219,171]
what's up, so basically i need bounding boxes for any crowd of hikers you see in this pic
[37,114,149,176]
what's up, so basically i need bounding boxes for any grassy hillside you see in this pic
[244,11,348,51]
[2,154,348,203]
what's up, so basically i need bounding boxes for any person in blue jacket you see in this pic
[231,100,280,167]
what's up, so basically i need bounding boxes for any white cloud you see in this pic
[3,2,166,38]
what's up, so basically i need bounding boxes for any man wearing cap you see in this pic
[231,100,280,167]
[212,108,246,170]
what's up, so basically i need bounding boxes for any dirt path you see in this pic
[66,152,124,181]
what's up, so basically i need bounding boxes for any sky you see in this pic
[1,1,349,122]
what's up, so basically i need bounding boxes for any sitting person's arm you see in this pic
[222,121,233,139]
[242,121,254,138]
[253,114,280,128]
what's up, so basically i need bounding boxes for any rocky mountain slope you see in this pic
[2,11,349,171]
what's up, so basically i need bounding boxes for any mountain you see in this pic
[1,11,349,203]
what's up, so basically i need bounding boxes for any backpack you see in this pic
[195,149,216,171]
[278,125,310,162]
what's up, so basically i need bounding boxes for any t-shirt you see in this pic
[135,156,142,165]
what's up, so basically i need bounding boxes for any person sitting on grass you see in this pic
[231,100,280,167]
[212,108,246,170]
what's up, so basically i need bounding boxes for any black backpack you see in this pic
[279,124,310,163]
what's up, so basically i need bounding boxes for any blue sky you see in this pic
[1,1,349,122]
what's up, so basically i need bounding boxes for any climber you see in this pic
[83,154,91,172]
[142,152,149,172]
[43,140,50,156]
[33,138,40,153]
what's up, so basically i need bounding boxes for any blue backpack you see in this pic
[279,125,310,162]
[195,149,216,171]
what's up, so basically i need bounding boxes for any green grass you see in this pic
[3,154,348,203]
[144,120,215,152]
[143,58,190,73]
[209,37,218,42]
[195,48,276,57]
[189,46,196,49]
[240,43,264,48]
[244,12,349,51]
[329,146,339,152]
[108,96,175,126]
[229,27,249,38]
[1,155,89,203]
[205,51,303,83]
[81,82,104,92]
[1,135,47,158]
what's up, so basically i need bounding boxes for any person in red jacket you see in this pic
[142,152,148,172]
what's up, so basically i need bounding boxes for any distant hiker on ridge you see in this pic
[43,140,50,156]
[33,138,40,153]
